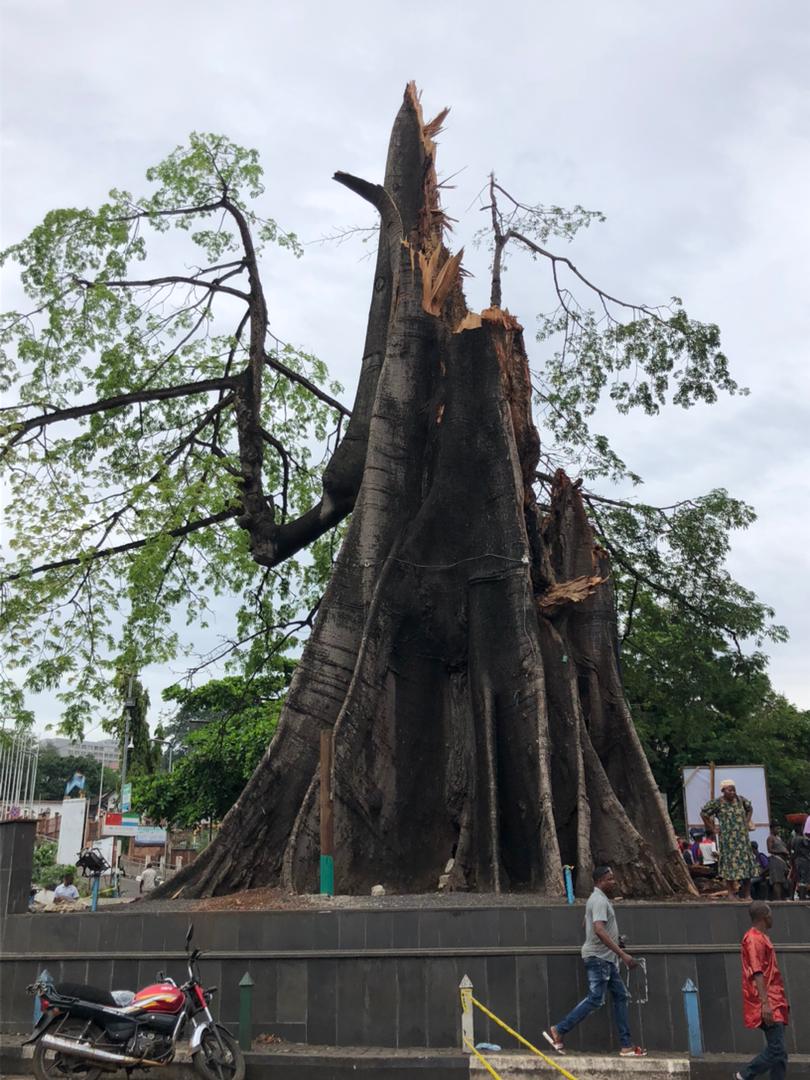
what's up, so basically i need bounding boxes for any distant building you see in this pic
[41,738,120,769]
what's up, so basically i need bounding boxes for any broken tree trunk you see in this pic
[160,84,693,900]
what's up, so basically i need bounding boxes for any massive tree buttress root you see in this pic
[160,85,693,900]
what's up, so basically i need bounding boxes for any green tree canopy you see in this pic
[35,744,119,801]
[132,666,292,827]
[0,133,341,733]
[620,585,810,826]
[112,671,159,776]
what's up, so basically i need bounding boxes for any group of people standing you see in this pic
[763,823,810,902]
[681,778,810,901]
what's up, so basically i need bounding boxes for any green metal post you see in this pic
[238,971,254,1051]
[320,854,334,895]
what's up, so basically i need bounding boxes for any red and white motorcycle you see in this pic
[26,925,244,1080]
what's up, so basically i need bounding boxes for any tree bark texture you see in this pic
[161,85,693,900]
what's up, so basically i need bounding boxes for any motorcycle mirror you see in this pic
[185,922,194,948]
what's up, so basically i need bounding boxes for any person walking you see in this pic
[701,779,757,899]
[733,901,789,1080]
[542,866,647,1058]
[139,863,158,894]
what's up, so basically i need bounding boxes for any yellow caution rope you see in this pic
[463,1037,504,1079]
[470,995,582,1080]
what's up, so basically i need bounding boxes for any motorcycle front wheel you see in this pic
[192,1026,245,1080]
[33,1019,104,1080]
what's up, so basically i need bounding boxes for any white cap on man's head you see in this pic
[719,778,736,790]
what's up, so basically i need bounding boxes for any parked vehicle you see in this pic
[25,924,244,1080]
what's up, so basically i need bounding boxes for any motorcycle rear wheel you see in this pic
[192,1026,245,1080]
[33,1019,104,1080]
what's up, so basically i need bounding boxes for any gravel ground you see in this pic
[114,885,708,914]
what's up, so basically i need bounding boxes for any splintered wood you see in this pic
[419,247,465,316]
[537,574,607,616]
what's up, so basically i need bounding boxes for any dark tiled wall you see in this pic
[2,903,808,1053]
[0,820,37,915]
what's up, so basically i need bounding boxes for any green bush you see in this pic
[38,863,81,892]
[32,838,89,893]
[32,840,57,881]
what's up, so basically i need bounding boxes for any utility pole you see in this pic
[120,675,134,805]
[319,729,334,896]
[97,744,108,835]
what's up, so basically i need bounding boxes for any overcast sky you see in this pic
[1,0,808,732]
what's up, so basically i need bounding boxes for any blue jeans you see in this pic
[742,1023,787,1080]
[555,957,631,1048]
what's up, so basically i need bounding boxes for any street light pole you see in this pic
[120,674,134,804]
[97,745,105,833]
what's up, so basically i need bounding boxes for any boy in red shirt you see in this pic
[734,901,789,1080]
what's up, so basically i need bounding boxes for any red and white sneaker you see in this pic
[542,1027,565,1053]
[619,1046,648,1057]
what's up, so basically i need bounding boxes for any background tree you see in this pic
[0,85,786,897]
[132,666,291,828]
[0,135,342,732]
[619,587,810,825]
[35,744,119,801]
[111,672,159,777]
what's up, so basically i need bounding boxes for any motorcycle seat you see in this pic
[53,982,119,1007]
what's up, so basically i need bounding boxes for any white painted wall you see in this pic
[56,797,88,865]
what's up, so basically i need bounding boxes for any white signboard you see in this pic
[134,826,167,846]
[56,797,88,865]
[102,816,140,833]
[682,765,771,852]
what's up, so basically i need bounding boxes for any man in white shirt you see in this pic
[53,873,80,903]
[139,864,158,894]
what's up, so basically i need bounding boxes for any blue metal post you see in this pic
[563,866,575,904]
[90,874,101,912]
[682,978,703,1057]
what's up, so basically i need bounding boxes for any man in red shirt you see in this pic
[734,901,789,1080]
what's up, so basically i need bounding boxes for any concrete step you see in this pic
[4,1039,809,1080]
[470,1051,688,1078]
[469,1051,810,1080]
